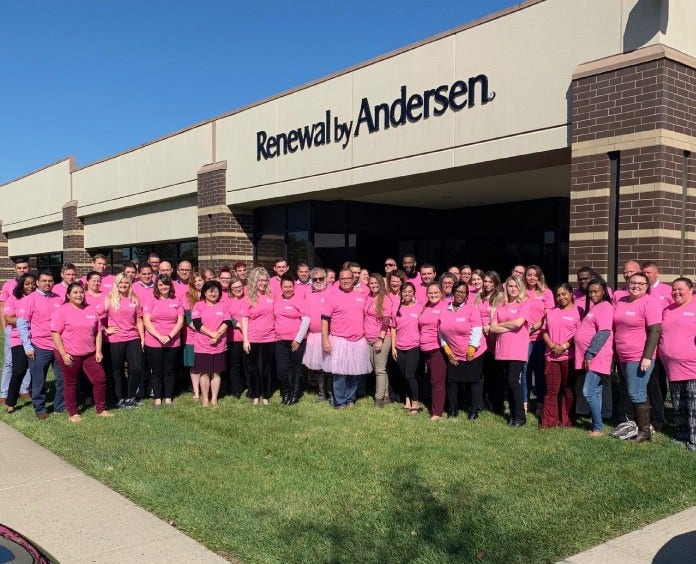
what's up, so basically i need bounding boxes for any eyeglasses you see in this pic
[219,277,232,282]
[230,285,244,290]
[312,277,325,282]
[629,282,647,287]
[339,277,353,281]
[384,263,396,267]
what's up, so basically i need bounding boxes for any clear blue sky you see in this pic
[0,0,521,184]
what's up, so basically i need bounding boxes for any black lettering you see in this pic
[256,131,269,161]
[314,121,326,145]
[374,102,390,131]
[389,85,407,127]
[432,85,449,116]
[266,135,277,158]
[423,89,436,119]
[298,125,313,150]
[326,110,331,144]
[276,132,288,156]
[287,129,299,153]
[354,98,375,137]
[406,93,423,122]
[449,80,468,111]
[468,74,491,107]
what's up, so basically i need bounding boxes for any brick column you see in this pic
[62,201,92,273]
[197,161,254,272]
[0,221,13,282]
[570,45,696,286]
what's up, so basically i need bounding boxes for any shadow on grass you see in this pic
[277,464,527,563]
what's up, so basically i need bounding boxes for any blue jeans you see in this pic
[621,360,655,404]
[29,346,65,413]
[582,369,607,431]
[2,326,30,398]
[332,374,357,408]
[522,340,546,403]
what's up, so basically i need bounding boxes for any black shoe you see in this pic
[512,418,527,427]
[468,409,479,420]
[447,410,458,419]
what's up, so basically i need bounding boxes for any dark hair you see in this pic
[61,262,77,273]
[280,273,295,285]
[138,263,153,273]
[123,261,137,271]
[452,281,470,304]
[629,272,651,293]
[37,269,54,280]
[274,257,287,266]
[13,257,30,266]
[92,253,107,261]
[154,274,175,300]
[420,262,435,272]
[13,273,36,300]
[672,276,694,289]
[582,278,612,317]
[85,270,101,283]
[200,280,223,302]
[63,282,86,304]
[233,261,247,269]
[555,282,575,304]
[396,282,417,317]
[296,261,309,269]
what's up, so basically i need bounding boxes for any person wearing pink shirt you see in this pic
[419,282,447,420]
[17,270,66,418]
[459,265,473,287]
[83,271,104,309]
[401,254,421,286]
[469,269,485,299]
[1,257,31,403]
[103,273,144,409]
[226,275,247,399]
[52,262,77,300]
[4,274,36,413]
[302,268,332,402]
[447,265,461,280]
[274,275,310,405]
[386,270,405,300]
[321,269,372,409]
[438,272,456,304]
[217,267,233,298]
[613,272,662,442]
[391,282,421,414]
[364,273,393,407]
[659,277,696,452]
[540,283,580,429]
[79,254,115,293]
[51,282,113,422]
[269,258,289,297]
[383,258,397,278]
[174,261,193,295]
[158,261,174,280]
[325,268,336,286]
[241,267,276,405]
[233,262,248,287]
[414,264,437,305]
[572,266,595,304]
[201,267,216,282]
[476,271,503,414]
[490,276,531,427]
[294,262,312,300]
[523,264,554,415]
[122,262,137,282]
[183,273,204,399]
[142,275,184,408]
[192,280,233,407]
[613,260,642,304]
[132,265,155,305]
[440,283,485,420]
[576,279,614,437]
[147,253,161,279]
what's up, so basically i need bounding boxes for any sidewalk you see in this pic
[0,421,229,563]
[560,506,696,563]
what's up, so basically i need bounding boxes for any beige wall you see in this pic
[0,158,71,232]
[8,223,63,256]
[73,123,212,217]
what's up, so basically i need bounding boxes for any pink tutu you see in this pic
[302,332,327,371]
[323,336,372,375]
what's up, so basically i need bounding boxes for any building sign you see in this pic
[256,74,495,161]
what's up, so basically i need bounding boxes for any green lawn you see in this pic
[2,379,695,563]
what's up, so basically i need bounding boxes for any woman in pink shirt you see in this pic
[523,265,554,415]
[302,267,332,402]
[470,269,485,299]
[83,271,104,309]
[364,273,393,407]
[4,273,36,413]
[226,275,247,399]
[613,272,662,442]
[183,273,204,399]
[440,282,485,420]
[659,277,696,451]
[391,282,421,414]
[142,275,184,408]
[241,267,275,405]
[490,276,531,427]
[419,282,446,420]
[274,275,310,405]
[386,270,405,300]
[540,283,580,429]
[103,273,144,409]
[51,282,112,422]
[476,271,503,413]
[576,278,614,437]
[192,280,231,407]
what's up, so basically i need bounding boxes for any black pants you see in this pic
[146,345,179,400]
[396,347,420,402]
[244,342,274,399]
[482,352,503,412]
[228,341,244,397]
[501,360,525,422]
[110,339,143,401]
[647,359,666,429]
[275,340,306,395]
[7,345,29,408]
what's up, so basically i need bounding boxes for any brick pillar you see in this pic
[0,221,13,282]
[570,46,696,286]
[197,161,254,272]
[62,201,92,274]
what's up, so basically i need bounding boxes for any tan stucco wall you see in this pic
[8,223,63,256]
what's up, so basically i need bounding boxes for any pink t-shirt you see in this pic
[294,282,311,301]
[363,294,393,342]
[306,290,328,333]
[104,297,141,344]
[274,292,309,341]
[650,282,674,309]
[476,297,496,350]
[574,301,614,374]
[543,306,581,362]
[3,295,26,347]
[132,282,155,305]
[418,301,444,352]
[83,292,106,314]
[393,303,420,350]
[19,290,63,350]
[53,282,69,300]
[142,297,184,348]
[613,295,663,362]
[269,277,282,297]
[191,300,228,354]
[80,274,115,292]
[50,303,101,356]
[244,294,276,343]
[439,303,486,361]
[526,288,554,342]
[493,300,531,362]
[659,299,696,382]
[0,279,18,303]
[613,286,630,304]
[322,288,366,341]
[226,296,247,342]
[414,283,431,306]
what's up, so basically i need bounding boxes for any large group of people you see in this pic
[0,252,694,452]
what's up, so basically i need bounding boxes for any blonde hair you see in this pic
[105,273,138,312]
[187,273,204,309]
[247,266,272,307]
[525,265,548,294]
[503,275,527,305]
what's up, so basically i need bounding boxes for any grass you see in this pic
[2,379,696,564]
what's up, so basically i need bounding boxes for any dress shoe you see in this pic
[468,409,479,420]
[512,418,526,427]
[20,393,32,401]
[36,412,49,420]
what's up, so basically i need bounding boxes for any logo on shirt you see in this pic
[86,315,96,320]
[563,316,575,321]
[455,317,467,322]
[625,311,636,316]
[168,303,178,308]
[684,312,695,317]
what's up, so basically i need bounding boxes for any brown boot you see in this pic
[634,402,652,443]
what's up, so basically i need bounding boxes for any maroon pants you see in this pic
[423,348,447,417]
[541,359,575,428]
[55,352,106,416]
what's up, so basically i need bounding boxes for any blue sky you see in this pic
[0,0,520,184]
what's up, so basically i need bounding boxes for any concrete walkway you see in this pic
[0,421,229,563]
[560,505,696,563]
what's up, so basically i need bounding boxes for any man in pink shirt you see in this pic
[415,263,437,305]
[132,265,155,304]
[147,253,161,280]
[270,258,289,296]
[401,254,421,285]
[53,262,77,300]
[294,261,311,299]
[122,262,138,282]
[17,270,66,417]
[642,261,673,308]
[1,257,31,402]
[79,254,115,292]
[234,261,248,286]
[613,260,642,303]
[173,260,192,298]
